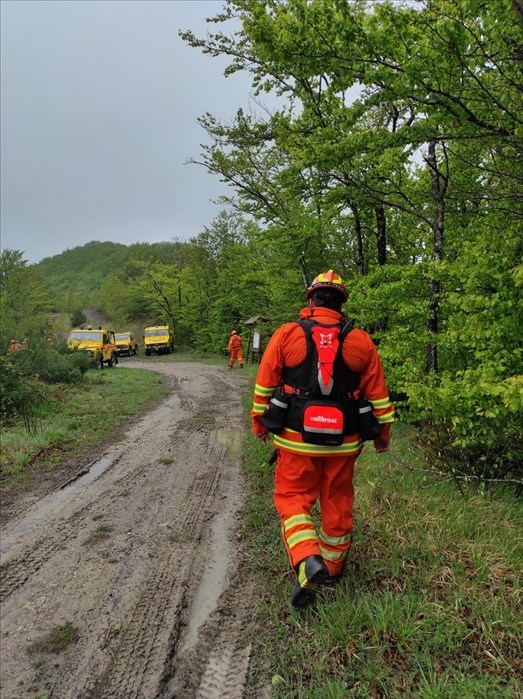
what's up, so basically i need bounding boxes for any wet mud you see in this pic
[0,362,263,699]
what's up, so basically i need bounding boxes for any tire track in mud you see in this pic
[81,438,228,698]
[83,550,189,699]
[0,410,214,603]
[0,450,144,603]
[0,364,199,530]
[0,515,84,603]
[194,583,257,699]
[196,643,252,699]
[163,577,259,699]
[0,363,256,699]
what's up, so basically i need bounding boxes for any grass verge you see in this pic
[0,367,168,488]
[240,412,522,698]
[133,347,227,365]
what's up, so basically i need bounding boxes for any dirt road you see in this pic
[1,362,264,699]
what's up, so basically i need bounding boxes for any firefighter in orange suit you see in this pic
[251,271,394,607]
[227,330,244,368]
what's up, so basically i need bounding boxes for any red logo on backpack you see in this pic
[310,325,340,395]
[299,324,346,446]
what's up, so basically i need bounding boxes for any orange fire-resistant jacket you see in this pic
[227,334,242,351]
[251,306,394,455]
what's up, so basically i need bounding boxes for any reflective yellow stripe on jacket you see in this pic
[370,396,395,424]
[252,382,274,415]
[274,429,363,456]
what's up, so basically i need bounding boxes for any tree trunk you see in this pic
[425,139,447,374]
[375,206,387,266]
[352,203,365,276]
[299,255,310,290]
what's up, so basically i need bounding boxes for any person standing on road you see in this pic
[251,270,394,608]
[227,330,244,369]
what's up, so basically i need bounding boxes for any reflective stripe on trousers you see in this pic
[274,449,356,576]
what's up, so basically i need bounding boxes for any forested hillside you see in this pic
[35,241,131,311]
[1,0,521,485]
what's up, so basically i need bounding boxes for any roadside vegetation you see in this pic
[240,414,523,699]
[0,361,168,489]
[0,338,226,493]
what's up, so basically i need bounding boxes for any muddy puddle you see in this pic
[181,427,242,653]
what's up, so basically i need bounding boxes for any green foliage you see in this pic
[0,337,92,433]
[35,240,131,312]
[408,371,522,481]
[70,308,87,328]
[12,339,91,384]
[0,354,42,429]
[0,368,168,482]
[0,249,53,351]
[178,0,523,484]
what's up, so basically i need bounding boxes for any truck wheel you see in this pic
[145,350,150,356]
[97,354,104,370]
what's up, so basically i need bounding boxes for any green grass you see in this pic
[27,622,80,655]
[0,367,168,488]
[83,525,113,545]
[240,417,523,698]
[136,346,227,365]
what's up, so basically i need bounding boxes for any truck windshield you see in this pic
[115,334,129,341]
[145,329,168,337]
[69,331,103,341]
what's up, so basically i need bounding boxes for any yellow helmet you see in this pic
[306,270,348,302]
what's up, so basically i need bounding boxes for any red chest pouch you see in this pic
[301,399,345,446]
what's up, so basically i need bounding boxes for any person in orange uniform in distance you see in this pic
[227,330,244,369]
[251,271,394,608]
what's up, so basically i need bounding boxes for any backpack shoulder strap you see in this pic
[339,319,355,342]
[333,319,360,394]
[281,319,316,392]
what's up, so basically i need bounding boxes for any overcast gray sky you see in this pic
[0,0,263,264]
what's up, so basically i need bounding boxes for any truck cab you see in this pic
[114,332,138,356]
[143,325,174,356]
[67,327,118,369]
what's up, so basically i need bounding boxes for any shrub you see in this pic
[0,355,43,429]
[11,338,90,384]
[407,372,523,484]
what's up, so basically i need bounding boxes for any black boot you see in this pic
[290,555,329,608]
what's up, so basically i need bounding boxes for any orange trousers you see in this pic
[273,449,357,576]
[228,348,244,367]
